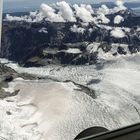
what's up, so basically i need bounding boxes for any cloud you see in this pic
[113,0,127,13]
[57,1,76,22]
[73,4,94,23]
[111,27,126,38]
[80,4,94,14]
[40,3,64,22]
[70,24,85,34]
[97,0,127,15]
[97,5,110,15]
[5,1,128,23]
[97,13,110,24]
[29,11,43,22]
[114,15,124,24]
[5,14,32,22]
[116,0,125,7]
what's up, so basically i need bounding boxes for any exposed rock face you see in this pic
[1,10,140,67]
[0,62,39,98]
[0,63,16,98]
[0,63,16,75]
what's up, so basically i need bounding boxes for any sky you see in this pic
[4,0,139,3]
[3,0,140,12]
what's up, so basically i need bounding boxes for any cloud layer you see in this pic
[5,0,128,23]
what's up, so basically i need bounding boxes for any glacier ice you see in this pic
[0,54,140,140]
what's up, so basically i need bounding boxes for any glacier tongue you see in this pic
[0,54,140,140]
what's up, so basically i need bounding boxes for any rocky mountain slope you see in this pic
[1,2,140,67]
[0,62,38,98]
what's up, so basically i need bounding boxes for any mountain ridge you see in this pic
[1,10,140,67]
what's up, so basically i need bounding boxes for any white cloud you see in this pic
[113,0,127,13]
[57,1,76,22]
[97,5,110,15]
[73,4,94,23]
[114,15,124,24]
[97,13,110,24]
[111,27,126,38]
[40,3,64,22]
[6,14,22,21]
[115,0,125,7]
[122,27,131,33]
[70,24,85,34]
[96,0,127,15]
[5,14,32,22]
[5,1,128,23]
[29,11,43,22]
[80,4,94,14]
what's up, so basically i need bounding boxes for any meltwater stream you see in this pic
[0,54,140,140]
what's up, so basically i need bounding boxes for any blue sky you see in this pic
[3,0,99,12]
[4,0,139,3]
[3,0,140,12]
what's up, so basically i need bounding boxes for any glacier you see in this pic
[0,53,140,140]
